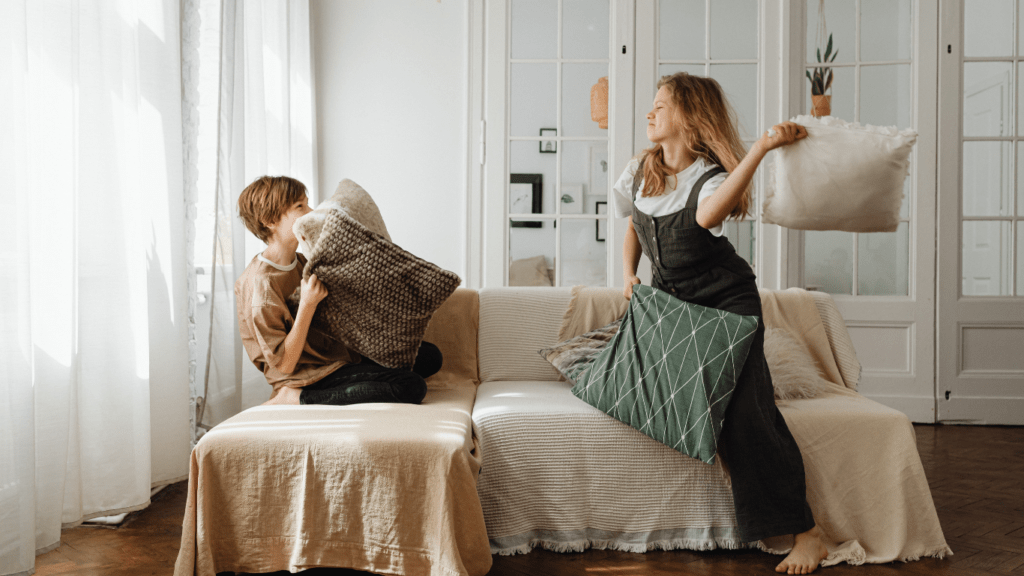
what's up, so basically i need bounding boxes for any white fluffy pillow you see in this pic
[763,115,917,233]
[763,327,836,400]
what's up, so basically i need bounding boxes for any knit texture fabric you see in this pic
[538,319,621,384]
[299,209,461,370]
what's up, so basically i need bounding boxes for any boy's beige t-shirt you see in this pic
[235,253,359,390]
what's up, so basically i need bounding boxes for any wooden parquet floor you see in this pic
[32,424,1024,576]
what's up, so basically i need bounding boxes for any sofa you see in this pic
[175,286,950,576]
[473,286,950,567]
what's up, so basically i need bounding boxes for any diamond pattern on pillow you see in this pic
[303,209,461,369]
[571,285,759,464]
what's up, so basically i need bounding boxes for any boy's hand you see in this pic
[299,273,328,309]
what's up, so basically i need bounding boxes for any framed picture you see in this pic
[596,201,607,241]
[510,173,543,228]
[539,128,557,153]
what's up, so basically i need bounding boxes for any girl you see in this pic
[612,72,826,575]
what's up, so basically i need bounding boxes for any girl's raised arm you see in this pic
[696,122,806,230]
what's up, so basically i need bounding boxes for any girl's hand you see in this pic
[623,275,641,300]
[757,121,807,153]
[300,273,328,309]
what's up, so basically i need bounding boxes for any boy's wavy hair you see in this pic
[237,175,308,243]
[640,72,751,219]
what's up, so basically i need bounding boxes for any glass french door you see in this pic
[792,0,938,422]
[937,0,1024,424]
[497,0,614,287]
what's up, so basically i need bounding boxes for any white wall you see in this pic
[310,0,468,279]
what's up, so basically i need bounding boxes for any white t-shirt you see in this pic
[611,156,728,237]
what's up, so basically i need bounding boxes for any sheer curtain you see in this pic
[0,1,191,575]
[189,0,317,437]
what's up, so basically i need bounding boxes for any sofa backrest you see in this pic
[474,285,861,390]
[423,288,480,387]
[478,287,573,382]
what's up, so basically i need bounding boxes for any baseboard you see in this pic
[860,394,936,423]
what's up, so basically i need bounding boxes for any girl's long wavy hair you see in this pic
[640,72,751,219]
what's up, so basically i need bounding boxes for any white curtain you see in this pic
[0,1,191,575]
[189,0,317,436]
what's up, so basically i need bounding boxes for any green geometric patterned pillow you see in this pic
[571,284,759,464]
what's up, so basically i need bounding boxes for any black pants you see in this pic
[299,342,442,406]
[717,320,816,542]
[657,266,815,542]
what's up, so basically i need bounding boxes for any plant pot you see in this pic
[811,94,831,117]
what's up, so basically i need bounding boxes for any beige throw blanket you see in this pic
[558,286,950,565]
[174,290,491,576]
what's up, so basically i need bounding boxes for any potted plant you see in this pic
[806,33,837,117]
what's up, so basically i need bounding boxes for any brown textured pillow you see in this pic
[298,209,461,370]
[538,319,620,384]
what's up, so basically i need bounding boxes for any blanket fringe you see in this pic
[494,537,750,556]
[898,545,954,562]
[497,537,954,566]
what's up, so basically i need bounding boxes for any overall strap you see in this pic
[683,166,727,211]
[631,157,646,201]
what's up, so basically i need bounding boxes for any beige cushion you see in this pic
[509,256,552,287]
[301,210,461,369]
[764,327,836,400]
[293,179,392,255]
[478,287,572,382]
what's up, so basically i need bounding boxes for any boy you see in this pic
[235,175,439,406]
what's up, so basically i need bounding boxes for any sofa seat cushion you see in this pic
[474,378,951,565]
[472,380,741,554]
[175,386,492,576]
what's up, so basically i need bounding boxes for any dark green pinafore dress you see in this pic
[631,158,815,542]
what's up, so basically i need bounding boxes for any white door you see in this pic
[937,0,1024,425]
[793,0,938,422]
[480,0,636,288]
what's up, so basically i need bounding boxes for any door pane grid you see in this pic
[803,0,914,296]
[507,0,610,287]
[656,0,761,270]
[960,0,1024,297]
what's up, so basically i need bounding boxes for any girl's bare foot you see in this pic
[776,525,827,574]
[262,386,301,406]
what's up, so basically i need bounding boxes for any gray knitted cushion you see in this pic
[301,209,461,369]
